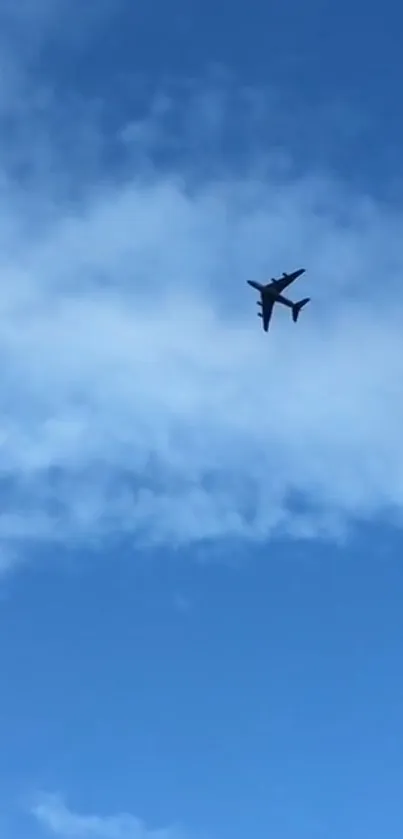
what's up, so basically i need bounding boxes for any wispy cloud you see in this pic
[0,0,402,567]
[31,794,185,839]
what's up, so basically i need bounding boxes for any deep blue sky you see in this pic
[2,531,403,838]
[31,0,403,187]
[1,1,403,838]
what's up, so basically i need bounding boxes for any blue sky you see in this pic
[1,0,403,837]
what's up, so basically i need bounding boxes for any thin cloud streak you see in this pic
[31,793,185,838]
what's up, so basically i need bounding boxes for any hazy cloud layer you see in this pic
[0,2,402,566]
[1,155,403,558]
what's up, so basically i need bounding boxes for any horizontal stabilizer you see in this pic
[292,297,310,323]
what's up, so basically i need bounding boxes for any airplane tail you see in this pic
[292,297,310,323]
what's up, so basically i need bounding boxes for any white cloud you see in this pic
[0,0,402,567]
[31,794,185,839]
[1,155,403,560]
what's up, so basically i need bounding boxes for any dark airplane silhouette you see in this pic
[247,268,310,332]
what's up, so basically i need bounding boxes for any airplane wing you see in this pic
[275,268,305,292]
[261,297,274,332]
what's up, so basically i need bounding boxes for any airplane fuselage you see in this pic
[247,280,294,308]
[263,286,293,308]
[270,291,293,308]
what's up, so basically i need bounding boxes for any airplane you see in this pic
[247,268,310,332]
